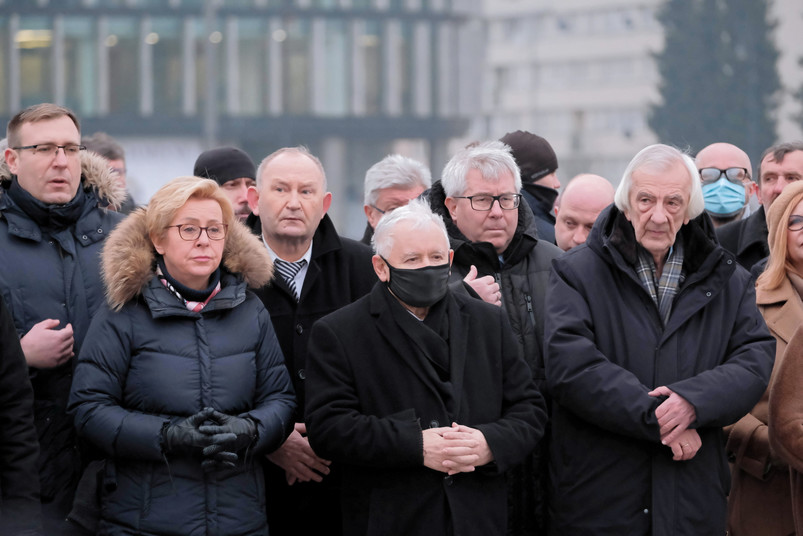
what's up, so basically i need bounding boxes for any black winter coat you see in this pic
[545,205,775,536]
[68,210,296,536]
[0,151,125,510]
[0,295,42,535]
[305,284,547,536]
[716,205,769,271]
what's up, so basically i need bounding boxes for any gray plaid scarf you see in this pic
[635,234,685,325]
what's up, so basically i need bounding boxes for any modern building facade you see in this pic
[0,0,482,236]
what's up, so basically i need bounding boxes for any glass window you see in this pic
[63,17,98,116]
[18,16,53,108]
[151,17,183,115]
[282,17,310,114]
[237,18,268,115]
[0,17,8,115]
[361,19,381,115]
[320,19,348,116]
[106,17,139,114]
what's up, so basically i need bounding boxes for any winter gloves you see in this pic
[161,407,257,472]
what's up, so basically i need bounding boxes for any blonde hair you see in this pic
[146,176,235,244]
[757,181,803,290]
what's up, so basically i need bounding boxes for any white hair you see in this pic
[614,144,705,220]
[363,154,432,206]
[440,140,522,197]
[372,198,449,258]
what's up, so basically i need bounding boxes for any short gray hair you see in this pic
[441,140,522,197]
[372,198,449,258]
[255,146,327,191]
[363,154,432,206]
[614,144,705,220]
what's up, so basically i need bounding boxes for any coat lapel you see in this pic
[447,293,469,418]
[758,277,803,345]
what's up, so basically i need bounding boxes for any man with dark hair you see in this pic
[82,131,136,214]
[1,104,125,534]
[500,130,560,243]
[717,141,803,270]
[247,146,376,535]
[194,146,257,222]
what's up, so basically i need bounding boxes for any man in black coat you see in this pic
[0,295,42,536]
[716,141,803,270]
[247,146,376,536]
[305,199,547,536]
[545,144,775,535]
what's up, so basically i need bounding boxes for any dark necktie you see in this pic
[274,258,307,301]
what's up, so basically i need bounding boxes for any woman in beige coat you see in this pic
[767,180,803,534]
[727,181,803,535]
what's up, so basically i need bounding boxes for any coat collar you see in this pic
[102,208,274,311]
[735,207,768,258]
[757,275,803,345]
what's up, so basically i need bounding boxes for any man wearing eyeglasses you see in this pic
[0,103,125,534]
[717,141,803,270]
[695,142,755,228]
[429,140,561,535]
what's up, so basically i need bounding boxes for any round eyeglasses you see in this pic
[166,223,228,241]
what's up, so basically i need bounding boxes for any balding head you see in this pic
[554,174,614,251]
[695,143,752,179]
[695,143,753,224]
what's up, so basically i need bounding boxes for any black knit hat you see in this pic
[193,147,256,186]
[499,130,558,183]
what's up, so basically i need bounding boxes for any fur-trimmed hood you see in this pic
[102,207,273,310]
[0,148,127,209]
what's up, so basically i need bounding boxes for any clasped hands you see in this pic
[648,386,701,462]
[163,407,256,472]
[423,423,493,475]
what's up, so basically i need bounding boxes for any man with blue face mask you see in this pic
[695,143,754,228]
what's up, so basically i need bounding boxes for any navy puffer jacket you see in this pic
[69,208,296,536]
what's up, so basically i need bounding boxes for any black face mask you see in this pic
[381,257,451,308]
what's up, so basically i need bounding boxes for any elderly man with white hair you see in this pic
[544,144,775,535]
[305,199,546,536]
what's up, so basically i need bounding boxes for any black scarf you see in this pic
[156,255,222,303]
[7,177,86,232]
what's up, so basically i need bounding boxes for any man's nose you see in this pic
[236,184,249,203]
[489,199,504,216]
[52,147,69,166]
[574,227,589,246]
[650,204,667,223]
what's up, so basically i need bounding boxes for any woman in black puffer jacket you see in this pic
[69,176,295,536]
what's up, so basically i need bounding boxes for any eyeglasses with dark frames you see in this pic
[166,223,228,241]
[11,144,86,157]
[370,204,386,214]
[699,167,750,185]
[789,215,803,232]
[452,193,522,211]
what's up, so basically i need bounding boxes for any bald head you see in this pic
[695,143,752,178]
[554,174,615,251]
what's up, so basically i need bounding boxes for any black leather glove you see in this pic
[162,407,215,454]
[201,450,238,472]
[199,409,257,453]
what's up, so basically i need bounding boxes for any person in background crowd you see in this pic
[545,144,775,535]
[360,153,431,246]
[0,294,43,536]
[82,131,137,214]
[194,146,257,223]
[247,146,376,536]
[0,103,125,535]
[717,141,803,270]
[305,199,547,536]
[727,180,803,535]
[695,143,755,228]
[429,140,561,534]
[553,173,615,251]
[500,130,560,243]
[69,176,295,536]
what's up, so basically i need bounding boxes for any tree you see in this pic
[649,0,781,163]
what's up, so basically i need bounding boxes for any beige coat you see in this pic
[769,307,803,534]
[726,276,800,536]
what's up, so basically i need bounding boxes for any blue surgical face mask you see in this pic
[702,177,746,216]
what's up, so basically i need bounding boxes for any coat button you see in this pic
[298,369,306,380]
[705,291,712,297]
[295,324,303,334]
[726,259,732,265]
[97,228,103,234]
[643,508,649,514]
[82,234,88,240]
[430,420,439,428]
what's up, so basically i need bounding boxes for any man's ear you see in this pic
[246,186,260,216]
[321,192,333,216]
[444,197,458,222]
[372,255,389,282]
[4,148,19,175]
